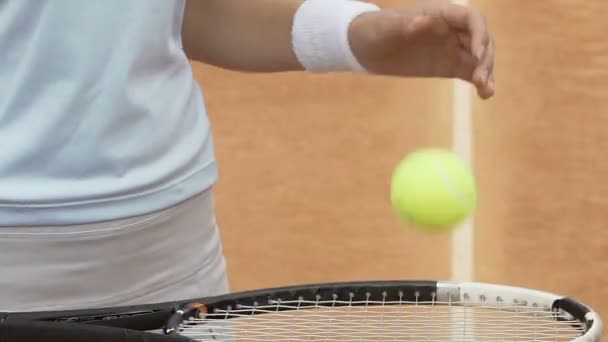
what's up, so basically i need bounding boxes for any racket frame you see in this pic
[1,280,602,341]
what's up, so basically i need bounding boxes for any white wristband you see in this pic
[292,0,380,73]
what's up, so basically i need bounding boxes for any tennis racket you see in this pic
[0,280,602,341]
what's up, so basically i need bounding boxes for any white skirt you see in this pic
[0,187,229,312]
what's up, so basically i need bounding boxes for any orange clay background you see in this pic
[190,0,608,336]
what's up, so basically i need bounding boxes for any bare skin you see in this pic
[182,0,494,99]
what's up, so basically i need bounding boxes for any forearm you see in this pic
[183,0,304,72]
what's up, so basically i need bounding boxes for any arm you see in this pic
[182,0,304,72]
[182,0,495,98]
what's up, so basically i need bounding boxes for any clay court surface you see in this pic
[191,0,608,338]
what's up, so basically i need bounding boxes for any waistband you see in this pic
[0,162,218,226]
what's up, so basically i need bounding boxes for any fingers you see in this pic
[476,38,495,99]
[467,10,489,61]
[431,4,489,60]
[394,3,496,98]
[437,4,493,98]
[456,40,494,100]
[454,49,476,83]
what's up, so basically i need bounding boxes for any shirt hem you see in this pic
[0,163,218,226]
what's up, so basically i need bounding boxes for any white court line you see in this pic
[450,0,474,282]
[449,2,475,340]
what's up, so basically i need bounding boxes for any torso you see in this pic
[0,0,217,225]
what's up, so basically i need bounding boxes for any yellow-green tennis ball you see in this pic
[390,149,477,230]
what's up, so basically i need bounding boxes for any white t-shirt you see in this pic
[0,1,218,225]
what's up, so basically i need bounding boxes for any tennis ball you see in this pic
[390,148,477,230]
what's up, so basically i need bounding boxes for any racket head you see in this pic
[165,281,602,341]
[2,280,602,341]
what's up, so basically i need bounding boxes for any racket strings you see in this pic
[178,297,587,341]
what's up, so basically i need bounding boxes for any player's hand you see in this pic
[349,2,495,99]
